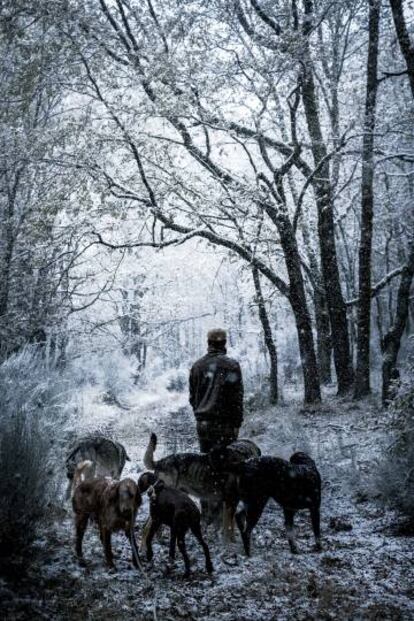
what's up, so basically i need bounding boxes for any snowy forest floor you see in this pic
[1,385,414,621]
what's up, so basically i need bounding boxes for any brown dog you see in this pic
[72,461,142,569]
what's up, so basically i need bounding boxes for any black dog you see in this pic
[138,472,213,577]
[209,449,321,556]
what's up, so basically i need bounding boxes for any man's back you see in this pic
[190,348,243,426]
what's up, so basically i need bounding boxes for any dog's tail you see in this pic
[143,432,158,470]
[71,459,95,497]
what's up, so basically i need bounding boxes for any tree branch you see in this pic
[346,265,407,306]
[249,0,281,35]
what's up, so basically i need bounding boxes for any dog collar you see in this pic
[147,479,163,496]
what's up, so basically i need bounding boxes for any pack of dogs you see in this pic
[67,433,322,577]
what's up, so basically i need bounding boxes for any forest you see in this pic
[0,1,413,619]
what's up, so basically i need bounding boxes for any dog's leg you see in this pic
[140,516,152,553]
[125,527,141,568]
[237,497,267,556]
[283,508,299,554]
[176,531,191,578]
[102,528,115,569]
[222,501,237,542]
[201,499,219,527]
[310,506,322,551]
[66,479,73,501]
[75,513,88,565]
[200,499,210,525]
[228,500,237,541]
[169,525,177,561]
[98,520,104,543]
[146,518,160,562]
[190,521,213,574]
[235,506,247,534]
[222,502,231,542]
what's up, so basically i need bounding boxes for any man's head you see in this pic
[207,328,227,350]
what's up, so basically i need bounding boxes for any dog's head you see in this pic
[138,471,165,501]
[138,471,158,493]
[112,478,141,516]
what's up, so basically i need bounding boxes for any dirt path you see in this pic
[1,393,413,620]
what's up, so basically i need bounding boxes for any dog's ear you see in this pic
[138,472,147,493]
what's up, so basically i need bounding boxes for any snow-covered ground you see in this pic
[1,385,413,620]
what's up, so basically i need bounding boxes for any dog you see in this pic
[66,435,130,498]
[139,472,213,578]
[143,432,261,538]
[70,458,95,497]
[209,449,322,555]
[71,460,142,569]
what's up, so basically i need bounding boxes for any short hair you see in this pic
[207,328,227,342]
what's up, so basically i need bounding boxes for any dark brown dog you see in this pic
[72,461,142,569]
[139,472,213,578]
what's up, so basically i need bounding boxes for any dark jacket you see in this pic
[189,346,244,426]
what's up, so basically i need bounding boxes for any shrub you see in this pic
[376,365,414,522]
[0,349,63,565]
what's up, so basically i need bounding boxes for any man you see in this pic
[189,328,244,453]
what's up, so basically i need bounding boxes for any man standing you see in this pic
[189,328,244,453]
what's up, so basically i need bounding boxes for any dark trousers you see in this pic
[196,421,239,453]
[196,421,240,526]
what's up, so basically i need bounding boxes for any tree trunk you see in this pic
[252,266,278,404]
[301,221,332,384]
[302,84,353,394]
[301,0,354,395]
[354,0,381,398]
[381,0,414,403]
[389,0,414,97]
[289,278,321,405]
[314,288,332,384]
[382,244,414,404]
[264,202,321,404]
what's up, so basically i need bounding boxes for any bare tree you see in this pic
[379,0,414,402]
[21,0,411,405]
[299,0,354,394]
[389,0,414,97]
[57,0,323,403]
[354,0,381,398]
